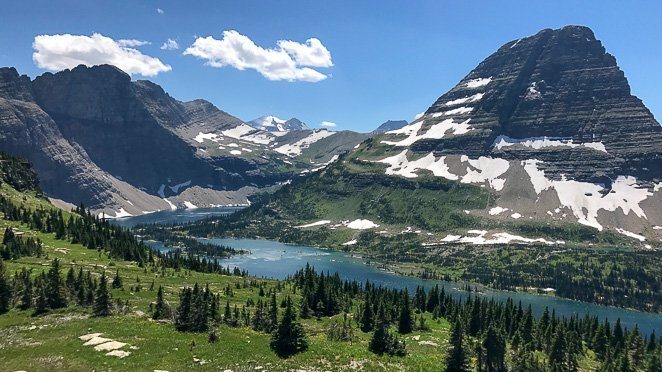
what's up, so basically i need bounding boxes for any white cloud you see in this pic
[320,121,336,127]
[32,33,172,77]
[118,39,150,47]
[160,38,180,50]
[183,30,333,82]
[156,8,164,14]
[277,38,333,67]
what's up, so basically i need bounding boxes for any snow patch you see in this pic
[183,201,198,209]
[445,93,484,106]
[439,230,562,245]
[493,135,607,153]
[466,77,492,88]
[381,118,473,147]
[296,220,331,228]
[342,239,357,246]
[523,160,651,230]
[345,219,380,230]
[461,156,510,191]
[230,150,242,155]
[163,198,177,211]
[615,228,646,242]
[193,132,219,143]
[489,207,509,215]
[274,130,335,157]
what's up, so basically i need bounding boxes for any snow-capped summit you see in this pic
[248,116,309,132]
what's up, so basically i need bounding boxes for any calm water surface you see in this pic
[119,209,662,335]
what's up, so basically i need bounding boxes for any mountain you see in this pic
[248,115,309,132]
[0,65,362,216]
[216,25,662,248]
[372,120,408,134]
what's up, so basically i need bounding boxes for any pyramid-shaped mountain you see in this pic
[237,26,662,244]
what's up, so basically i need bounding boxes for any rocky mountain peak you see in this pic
[370,25,662,235]
[0,67,34,101]
[248,115,308,132]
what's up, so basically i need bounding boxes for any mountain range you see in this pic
[0,65,365,217]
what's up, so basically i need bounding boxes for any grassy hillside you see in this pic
[0,155,455,371]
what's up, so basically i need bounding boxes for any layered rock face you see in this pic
[371,26,662,237]
[0,67,170,214]
[0,65,365,216]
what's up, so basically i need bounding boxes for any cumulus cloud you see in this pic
[320,121,336,127]
[32,33,171,77]
[156,8,164,14]
[160,38,180,50]
[183,30,333,82]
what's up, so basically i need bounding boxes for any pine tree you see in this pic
[627,325,645,369]
[93,272,112,316]
[268,293,278,333]
[175,288,192,331]
[153,285,168,320]
[224,300,232,325]
[548,326,567,369]
[446,320,469,371]
[33,278,48,316]
[0,260,10,314]
[613,318,625,350]
[483,326,506,372]
[112,269,123,289]
[18,268,33,310]
[359,301,374,332]
[398,289,413,334]
[46,258,67,309]
[270,297,308,358]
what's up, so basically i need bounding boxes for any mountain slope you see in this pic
[208,25,662,247]
[0,65,365,216]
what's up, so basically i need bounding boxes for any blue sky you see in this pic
[1,0,660,132]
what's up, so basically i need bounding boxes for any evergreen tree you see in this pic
[153,285,169,320]
[270,297,308,358]
[33,278,48,316]
[112,269,123,289]
[46,258,67,309]
[268,293,278,333]
[369,323,390,355]
[0,260,10,314]
[627,325,645,369]
[93,272,112,316]
[18,267,33,310]
[398,289,413,334]
[359,301,374,332]
[446,320,469,371]
[483,326,506,372]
